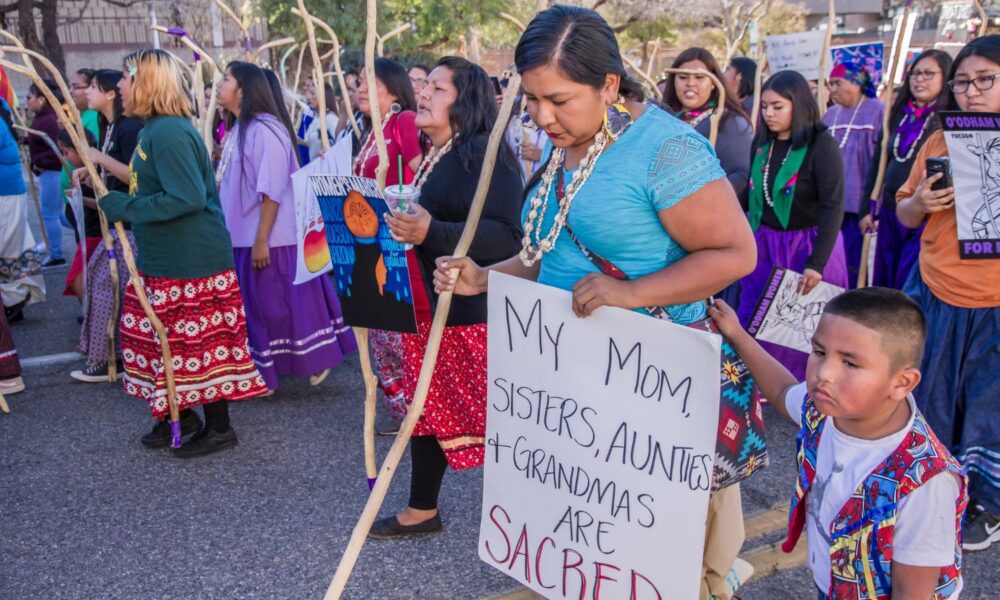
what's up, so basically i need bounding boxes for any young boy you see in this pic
[709,288,967,599]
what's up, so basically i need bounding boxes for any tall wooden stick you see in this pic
[661,68,727,146]
[817,0,835,111]
[0,51,184,443]
[857,231,872,288]
[251,36,296,63]
[294,0,330,151]
[751,54,767,133]
[499,12,527,32]
[214,0,253,59]
[622,53,660,98]
[868,4,911,209]
[290,43,307,126]
[279,43,298,86]
[0,392,8,414]
[291,9,362,139]
[322,65,524,600]
[974,0,989,38]
[377,23,411,57]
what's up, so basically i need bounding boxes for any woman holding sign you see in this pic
[98,50,268,457]
[433,7,757,599]
[861,49,952,289]
[896,35,1000,551]
[373,57,523,538]
[737,70,848,379]
[215,61,355,393]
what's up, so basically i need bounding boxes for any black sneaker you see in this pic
[4,298,27,323]
[140,411,203,448]
[368,514,442,539]
[171,427,238,458]
[42,257,67,269]
[70,362,124,383]
[963,504,1000,551]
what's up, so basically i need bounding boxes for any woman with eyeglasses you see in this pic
[896,35,1000,552]
[861,50,952,289]
[408,64,430,96]
[822,59,884,287]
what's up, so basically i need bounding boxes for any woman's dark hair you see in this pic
[887,49,952,132]
[752,70,826,150]
[224,61,299,168]
[29,79,64,108]
[947,34,1000,109]
[92,69,125,147]
[58,126,97,150]
[514,5,645,102]
[729,56,757,99]
[410,64,431,77]
[320,82,339,115]
[662,47,749,125]
[262,68,300,165]
[75,68,96,85]
[430,56,516,172]
[372,57,418,113]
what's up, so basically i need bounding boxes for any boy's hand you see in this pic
[707,298,743,340]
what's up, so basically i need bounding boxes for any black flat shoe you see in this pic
[140,411,203,448]
[171,427,238,458]
[368,514,442,539]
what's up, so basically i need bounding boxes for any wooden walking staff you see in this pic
[151,26,221,150]
[322,52,525,600]
[294,0,331,151]
[291,8,362,139]
[214,0,254,60]
[3,45,122,380]
[974,0,989,38]
[376,23,411,57]
[660,67,727,146]
[751,52,767,134]
[817,0,835,111]
[0,393,8,414]
[861,2,912,289]
[0,51,185,445]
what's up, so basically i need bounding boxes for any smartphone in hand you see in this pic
[926,157,952,191]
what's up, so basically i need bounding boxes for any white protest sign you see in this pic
[765,30,826,80]
[941,111,1000,258]
[480,272,721,600]
[746,268,845,354]
[290,134,353,284]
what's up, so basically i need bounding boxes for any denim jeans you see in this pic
[817,588,828,600]
[37,170,64,259]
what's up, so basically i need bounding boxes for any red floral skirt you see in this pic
[402,321,487,470]
[120,269,267,419]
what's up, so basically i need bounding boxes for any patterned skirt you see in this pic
[78,229,134,368]
[401,321,488,470]
[120,269,267,420]
[0,194,45,308]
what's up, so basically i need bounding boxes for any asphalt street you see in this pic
[2,222,997,599]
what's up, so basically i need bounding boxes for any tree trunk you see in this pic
[466,26,481,65]
[17,0,44,68]
[40,0,65,76]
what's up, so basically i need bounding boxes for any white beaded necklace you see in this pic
[891,112,931,163]
[413,137,454,189]
[832,97,865,149]
[215,128,238,186]
[762,141,791,208]
[99,120,116,187]
[353,111,393,176]
[519,130,609,267]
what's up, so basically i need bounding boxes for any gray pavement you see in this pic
[2,223,997,599]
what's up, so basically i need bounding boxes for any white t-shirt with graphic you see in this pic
[784,382,962,597]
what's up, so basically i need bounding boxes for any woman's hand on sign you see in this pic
[386,204,431,245]
[252,239,270,270]
[571,273,634,318]
[707,298,742,339]
[72,167,92,188]
[911,173,955,215]
[797,268,823,295]
[433,256,487,296]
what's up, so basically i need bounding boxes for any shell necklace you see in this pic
[99,120,116,187]
[215,127,238,186]
[762,141,791,208]
[892,113,930,163]
[832,97,865,149]
[413,137,454,189]
[685,108,715,129]
[353,111,393,176]
[519,130,610,267]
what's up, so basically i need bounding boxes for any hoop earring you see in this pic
[390,102,402,114]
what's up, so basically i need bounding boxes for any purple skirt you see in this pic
[841,212,862,289]
[233,245,357,390]
[872,203,923,290]
[737,225,849,379]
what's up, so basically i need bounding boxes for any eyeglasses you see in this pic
[948,73,1000,94]
[909,70,940,81]
[410,77,427,89]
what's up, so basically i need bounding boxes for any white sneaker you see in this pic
[309,368,331,386]
[0,376,25,395]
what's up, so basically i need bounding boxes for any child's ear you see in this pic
[890,366,922,402]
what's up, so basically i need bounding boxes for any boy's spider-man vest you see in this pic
[783,395,968,599]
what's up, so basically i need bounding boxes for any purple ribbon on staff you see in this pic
[165,27,201,61]
[107,249,116,260]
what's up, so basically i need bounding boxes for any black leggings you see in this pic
[180,400,230,433]
[408,435,448,510]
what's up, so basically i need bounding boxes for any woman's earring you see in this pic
[390,102,402,114]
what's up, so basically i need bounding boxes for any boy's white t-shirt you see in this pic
[784,382,962,597]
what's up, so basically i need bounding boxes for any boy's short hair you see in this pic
[57,127,97,149]
[823,287,927,370]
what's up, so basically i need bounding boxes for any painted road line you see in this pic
[21,352,81,368]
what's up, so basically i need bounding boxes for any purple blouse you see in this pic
[822,98,884,214]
